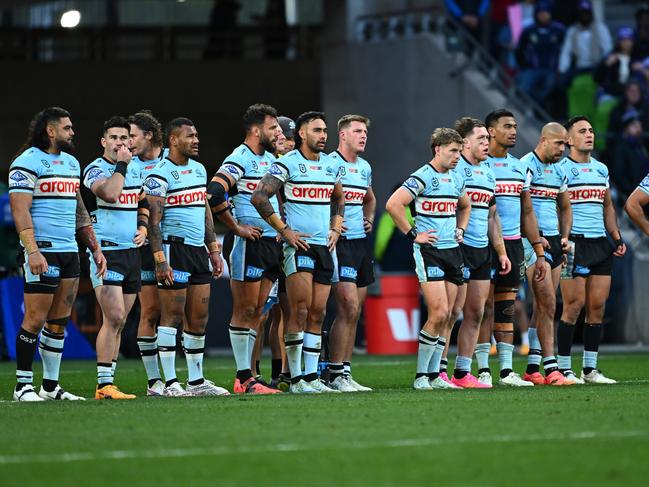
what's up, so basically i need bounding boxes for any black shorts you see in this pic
[414,245,464,286]
[160,241,211,289]
[571,235,613,277]
[332,237,375,288]
[90,248,142,294]
[283,243,334,285]
[140,245,156,286]
[544,235,564,270]
[19,251,80,294]
[492,238,524,288]
[461,243,492,281]
[229,236,283,282]
[222,231,235,268]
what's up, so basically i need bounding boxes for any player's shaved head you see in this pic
[541,122,567,138]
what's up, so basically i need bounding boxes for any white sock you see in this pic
[521,329,529,346]
[183,331,205,384]
[39,328,64,385]
[137,335,161,382]
[303,332,321,377]
[475,342,491,370]
[428,337,446,375]
[228,324,250,372]
[97,364,112,386]
[111,360,117,380]
[284,332,303,381]
[417,330,437,374]
[157,326,177,383]
[343,361,351,376]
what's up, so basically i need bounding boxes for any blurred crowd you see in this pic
[445,0,649,202]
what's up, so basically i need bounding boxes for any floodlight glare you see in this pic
[60,10,81,28]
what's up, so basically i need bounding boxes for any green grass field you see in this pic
[1,353,648,486]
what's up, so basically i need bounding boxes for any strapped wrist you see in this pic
[115,161,128,177]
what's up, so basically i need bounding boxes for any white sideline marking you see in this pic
[0,430,647,465]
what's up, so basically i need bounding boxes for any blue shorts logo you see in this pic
[426,266,444,278]
[104,270,125,282]
[246,266,264,279]
[141,270,155,281]
[574,265,589,275]
[297,256,315,269]
[173,270,190,283]
[43,265,61,278]
[340,266,358,280]
[490,268,496,279]
[462,266,470,280]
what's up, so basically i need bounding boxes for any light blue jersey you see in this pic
[484,153,529,239]
[218,143,279,237]
[522,151,567,237]
[561,156,608,238]
[402,163,465,250]
[268,149,341,246]
[143,157,207,247]
[133,152,164,182]
[82,157,142,250]
[454,156,495,248]
[8,147,80,253]
[328,150,372,240]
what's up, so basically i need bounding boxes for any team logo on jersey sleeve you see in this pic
[145,178,161,190]
[222,164,242,176]
[85,168,105,185]
[269,164,283,176]
[9,170,30,186]
[404,177,420,190]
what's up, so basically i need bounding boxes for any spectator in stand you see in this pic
[558,0,611,82]
[608,80,649,146]
[595,26,641,100]
[552,0,581,28]
[515,1,565,107]
[444,0,491,41]
[610,111,649,201]
[633,7,649,61]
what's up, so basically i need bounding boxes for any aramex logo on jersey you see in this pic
[343,187,366,204]
[568,185,606,202]
[529,186,559,199]
[466,188,493,207]
[415,197,457,215]
[286,183,333,203]
[100,188,140,208]
[495,180,524,196]
[34,178,80,196]
[166,188,206,206]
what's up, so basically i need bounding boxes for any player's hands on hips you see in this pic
[133,228,147,247]
[454,228,465,244]
[116,145,132,163]
[236,223,262,241]
[613,242,627,257]
[210,251,224,278]
[156,261,174,286]
[28,251,48,276]
[414,230,437,245]
[363,217,373,233]
[533,257,546,282]
[92,249,107,278]
[327,229,342,252]
[282,227,310,250]
[498,254,512,275]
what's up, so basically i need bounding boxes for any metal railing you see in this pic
[0,25,319,62]
[354,8,552,124]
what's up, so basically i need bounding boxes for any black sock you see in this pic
[42,379,58,392]
[557,320,575,358]
[583,323,603,374]
[453,369,469,379]
[271,359,282,379]
[526,348,542,374]
[500,368,513,379]
[165,378,179,387]
[440,358,448,374]
[303,372,318,382]
[415,372,427,379]
[428,372,439,380]
[328,363,344,381]
[188,378,204,386]
[478,367,491,375]
[255,360,260,376]
[236,369,253,383]
[16,328,38,374]
[148,378,161,388]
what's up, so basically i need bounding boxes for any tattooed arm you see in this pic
[205,202,223,278]
[328,180,345,251]
[147,194,174,285]
[75,190,107,277]
[252,173,309,250]
[134,191,149,247]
